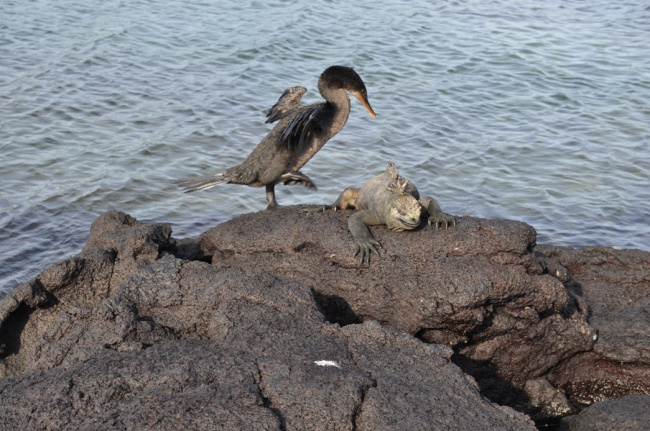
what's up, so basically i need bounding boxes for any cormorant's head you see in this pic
[319,65,376,118]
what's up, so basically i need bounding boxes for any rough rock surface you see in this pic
[2,209,648,429]
[0,211,535,430]
[0,210,173,378]
[557,394,650,431]
[199,206,596,415]
[537,245,650,407]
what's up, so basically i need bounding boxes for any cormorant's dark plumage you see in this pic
[265,86,306,124]
[175,65,375,208]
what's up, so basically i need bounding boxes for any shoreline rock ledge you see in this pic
[0,208,648,430]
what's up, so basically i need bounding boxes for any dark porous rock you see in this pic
[0,211,536,430]
[83,209,175,290]
[0,341,283,430]
[557,394,650,431]
[0,247,116,377]
[0,210,172,378]
[537,245,650,407]
[341,322,534,429]
[199,206,596,418]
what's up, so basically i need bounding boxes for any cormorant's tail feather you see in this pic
[174,173,228,193]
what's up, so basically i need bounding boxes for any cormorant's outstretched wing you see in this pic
[280,103,324,154]
[265,86,307,124]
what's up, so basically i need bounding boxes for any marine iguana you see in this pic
[330,162,455,265]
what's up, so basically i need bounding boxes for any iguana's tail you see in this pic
[174,173,228,193]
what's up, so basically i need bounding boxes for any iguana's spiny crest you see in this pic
[385,162,422,231]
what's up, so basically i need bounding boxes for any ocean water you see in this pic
[1,0,649,297]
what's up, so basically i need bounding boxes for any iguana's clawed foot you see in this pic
[428,212,456,229]
[354,238,382,266]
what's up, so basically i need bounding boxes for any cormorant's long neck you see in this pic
[319,86,351,139]
[289,84,352,172]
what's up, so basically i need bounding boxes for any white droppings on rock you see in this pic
[314,360,340,368]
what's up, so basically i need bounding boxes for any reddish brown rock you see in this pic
[537,245,650,407]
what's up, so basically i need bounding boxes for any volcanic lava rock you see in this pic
[0,211,536,430]
[557,394,650,431]
[538,245,650,407]
[200,207,596,409]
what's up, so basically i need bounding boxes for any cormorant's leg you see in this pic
[279,171,318,190]
[266,184,279,210]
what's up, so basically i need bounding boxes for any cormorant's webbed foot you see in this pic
[428,212,456,229]
[354,238,382,266]
[279,171,318,190]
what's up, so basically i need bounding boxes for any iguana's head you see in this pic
[387,194,422,231]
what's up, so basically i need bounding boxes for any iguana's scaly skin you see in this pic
[331,162,455,265]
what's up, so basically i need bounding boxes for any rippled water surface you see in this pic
[1,0,649,296]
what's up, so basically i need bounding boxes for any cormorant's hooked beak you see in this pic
[351,90,376,119]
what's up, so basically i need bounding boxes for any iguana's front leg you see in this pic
[348,209,384,266]
[419,197,456,229]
